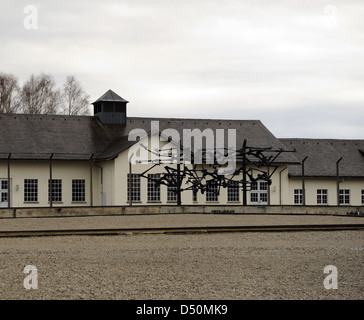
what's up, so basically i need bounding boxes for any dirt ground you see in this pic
[0,219,363,300]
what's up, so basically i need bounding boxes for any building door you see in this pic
[0,179,8,208]
[250,181,268,205]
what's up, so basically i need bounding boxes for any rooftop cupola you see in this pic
[92,89,129,125]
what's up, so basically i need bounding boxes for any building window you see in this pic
[260,191,268,203]
[1,180,7,191]
[24,179,38,202]
[103,103,114,112]
[127,174,141,202]
[206,181,218,202]
[251,181,268,191]
[227,180,239,202]
[339,189,350,205]
[294,189,303,204]
[1,180,8,203]
[260,182,268,191]
[164,173,177,202]
[48,179,62,202]
[362,190,364,205]
[250,181,268,205]
[251,192,258,203]
[317,189,328,204]
[147,174,160,202]
[192,188,198,202]
[72,179,85,202]
[167,185,177,202]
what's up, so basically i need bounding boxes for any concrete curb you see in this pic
[1,204,363,219]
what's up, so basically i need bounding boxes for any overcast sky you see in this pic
[1,0,363,139]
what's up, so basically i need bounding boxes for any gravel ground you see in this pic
[1,229,363,300]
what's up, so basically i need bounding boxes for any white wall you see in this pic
[287,177,364,206]
[0,160,99,207]
[1,152,362,207]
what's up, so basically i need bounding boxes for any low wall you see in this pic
[0,205,363,219]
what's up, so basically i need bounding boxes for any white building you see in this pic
[0,90,363,209]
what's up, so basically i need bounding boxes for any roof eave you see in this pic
[288,174,364,179]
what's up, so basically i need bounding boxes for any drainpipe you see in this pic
[94,163,104,206]
[267,166,270,206]
[129,161,132,206]
[49,153,54,208]
[336,157,343,206]
[128,154,134,206]
[177,163,182,206]
[301,156,308,206]
[7,153,11,209]
[279,166,287,205]
[89,154,94,207]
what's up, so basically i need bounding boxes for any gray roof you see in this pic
[0,114,125,160]
[103,117,300,163]
[0,113,299,164]
[92,89,129,104]
[280,139,364,178]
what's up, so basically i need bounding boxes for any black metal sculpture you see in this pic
[134,139,295,206]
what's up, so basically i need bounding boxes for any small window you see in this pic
[206,181,218,202]
[339,189,350,205]
[250,181,268,205]
[362,190,364,205]
[127,174,141,202]
[317,189,328,204]
[72,179,85,202]
[260,182,268,191]
[48,179,62,202]
[192,187,198,202]
[24,179,38,202]
[147,174,160,202]
[260,192,268,203]
[103,103,114,112]
[227,180,239,202]
[1,180,8,191]
[167,185,177,202]
[251,192,258,203]
[294,189,303,204]
[94,105,101,114]
[1,192,7,202]
[164,173,178,202]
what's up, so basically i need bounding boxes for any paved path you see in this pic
[0,213,363,232]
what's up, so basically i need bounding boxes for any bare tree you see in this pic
[61,75,90,115]
[20,73,61,114]
[0,72,21,113]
